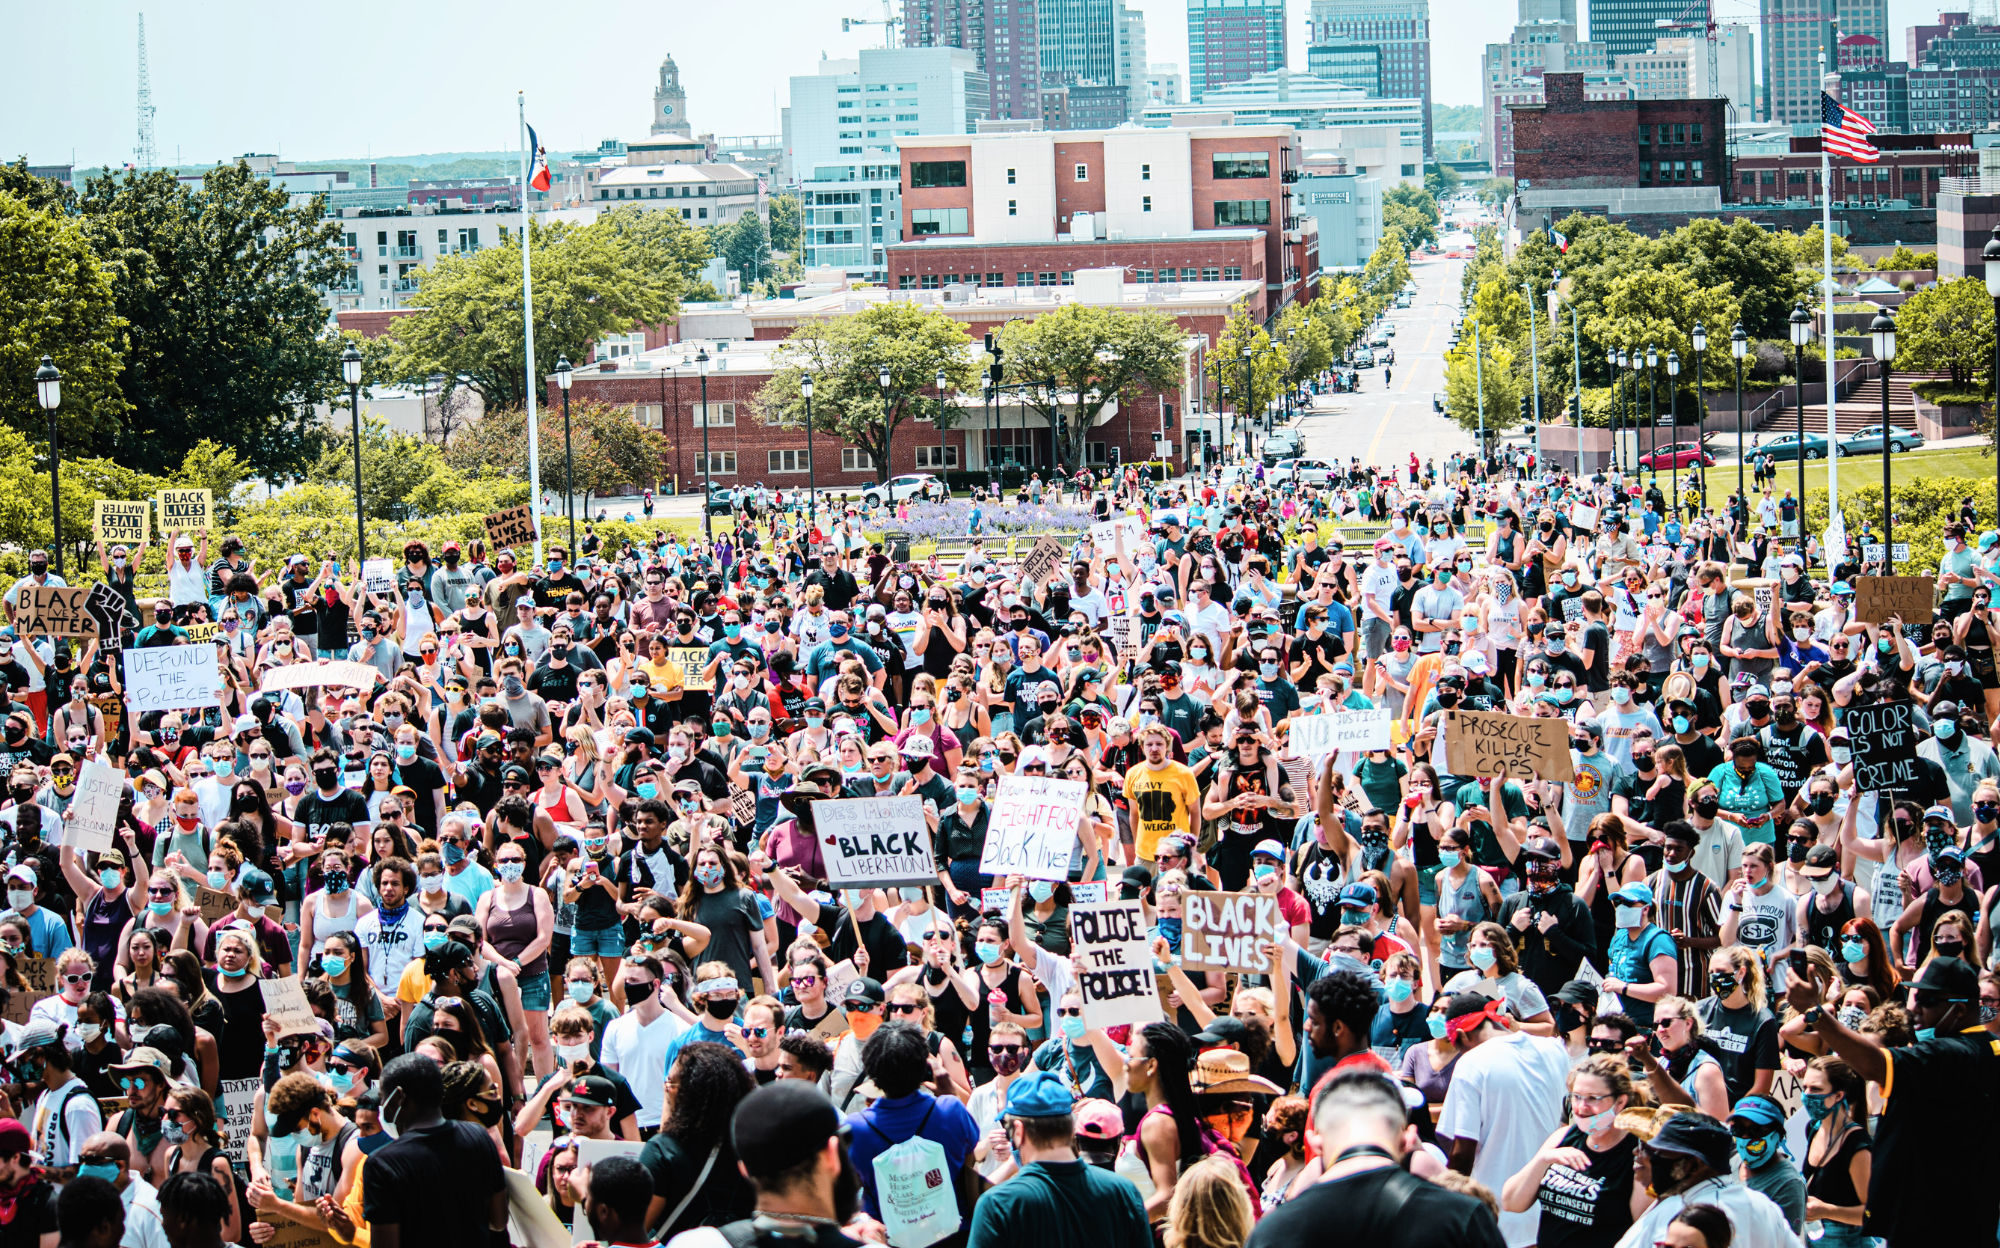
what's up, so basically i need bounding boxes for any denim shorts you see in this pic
[516,970,552,1012]
[1418,863,1443,908]
[570,925,627,958]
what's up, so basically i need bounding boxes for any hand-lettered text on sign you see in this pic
[1181,890,1283,975]
[483,504,539,552]
[816,796,936,887]
[1854,576,1935,626]
[18,586,97,639]
[978,774,1086,882]
[1442,708,1576,783]
[1069,900,1163,1029]
[1846,699,1921,794]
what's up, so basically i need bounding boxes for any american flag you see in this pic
[1821,92,1879,163]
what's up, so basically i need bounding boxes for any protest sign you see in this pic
[505,1167,573,1248]
[158,488,210,531]
[199,885,235,922]
[182,622,220,645]
[1561,596,1586,625]
[980,888,1013,914]
[257,1218,326,1248]
[1069,881,1106,905]
[816,796,934,887]
[260,660,380,692]
[123,645,219,712]
[93,500,149,548]
[220,1077,259,1173]
[1846,700,1920,793]
[1291,708,1391,755]
[1020,536,1066,585]
[1753,584,1774,618]
[0,955,51,1025]
[729,785,755,826]
[1089,517,1146,553]
[361,558,395,597]
[572,1141,647,1246]
[484,504,539,551]
[1569,502,1598,530]
[666,646,713,691]
[1069,900,1163,1029]
[85,582,139,641]
[63,761,124,853]
[1182,891,1283,974]
[978,775,1086,881]
[17,586,97,638]
[1442,708,1576,783]
[261,975,319,1038]
[1855,576,1934,625]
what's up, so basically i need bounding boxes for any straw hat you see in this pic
[1188,1047,1283,1096]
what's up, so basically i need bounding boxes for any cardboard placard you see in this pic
[729,785,756,826]
[17,586,97,638]
[260,660,381,692]
[122,645,220,712]
[1291,708,1392,755]
[1846,699,1920,794]
[505,1166,574,1248]
[1181,890,1283,975]
[823,957,857,1007]
[199,885,235,923]
[1442,707,1576,783]
[1089,517,1145,553]
[85,582,139,642]
[93,500,149,548]
[253,1217,326,1248]
[571,1140,646,1246]
[1560,596,1586,625]
[978,774,1087,882]
[261,974,319,1038]
[816,795,935,887]
[484,504,539,551]
[1069,900,1163,1029]
[666,646,713,691]
[63,760,124,853]
[1854,576,1935,626]
[1020,536,1066,585]
[157,488,211,531]
[182,622,220,646]
[0,954,53,1025]
[1569,502,1598,530]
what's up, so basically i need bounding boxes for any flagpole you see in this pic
[1822,53,1839,516]
[520,91,544,567]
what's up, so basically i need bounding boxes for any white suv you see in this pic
[863,473,946,506]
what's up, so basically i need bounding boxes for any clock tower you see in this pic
[651,55,691,137]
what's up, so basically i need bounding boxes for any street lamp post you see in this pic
[1790,301,1812,522]
[1605,347,1620,477]
[934,368,952,479]
[1645,344,1659,483]
[1984,222,2000,522]
[877,361,893,491]
[555,354,574,551]
[1871,309,1898,562]
[1666,350,1681,519]
[698,348,714,541]
[1731,323,1748,516]
[1690,321,1708,512]
[802,374,817,530]
[339,344,365,562]
[1617,348,1631,475]
[33,358,61,575]
[1521,282,1543,469]
[1474,324,1486,459]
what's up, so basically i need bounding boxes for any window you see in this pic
[1691,123,1702,142]
[898,275,916,289]
[1639,124,1651,144]
[768,450,809,473]
[1214,200,1271,226]
[1675,161,1688,181]
[1201,267,1220,281]
[1009,200,1018,216]
[633,404,663,429]
[984,273,1003,287]
[1674,123,1686,143]
[698,207,708,218]
[1640,161,1652,183]
[914,445,959,469]
[1401,164,1416,176]
[911,208,968,235]
[921,274,940,289]
[1017,272,1035,286]
[1135,269,1154,282]
[1038,272,1059,286]
[691,402,736,428]
[1086,442,1107,465]
[1007,168,1017,184]
[1075,163,1089,181]
[1142,163,1151,181]
[1143,195,1152,212]
[699,451,736,474]
[1692,160,1704,181]
[841,448,874,471]
[1223,265,1242,280]
[1212,152,1270,179]
[910,161,967,188]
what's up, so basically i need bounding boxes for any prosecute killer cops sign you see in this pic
[814,796,936,888]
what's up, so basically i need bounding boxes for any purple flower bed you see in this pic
[890,500,1098,540]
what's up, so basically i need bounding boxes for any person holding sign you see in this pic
[163,536,210,624]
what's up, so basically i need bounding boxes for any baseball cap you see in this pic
[1072,1099,1125,1141]
[842,977,886,1008]
[233,715,260,736]
[1609,882,1655,907]
[1338,882,1378,908]
[1003,1071,1074,1118]
[1924,805,1957,825]
[566,1075,619,1108]
[1912,953,1977,998]
[731,1082,843,1178]
[239,868,276,904]
[1251,839,1286,861]
[1191,1016,1250,1049]
[501,764,532,784]
[1799,845,1840,878]
[1521,836,1564,862]
[4,865,33,887]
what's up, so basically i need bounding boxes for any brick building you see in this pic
[1508,71,1727,193]
[1731,132,1977,208]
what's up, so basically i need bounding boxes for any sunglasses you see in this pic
[887,1003,924,1016]
[1055,1006,1083,1017]
[988,1044,1024,1056]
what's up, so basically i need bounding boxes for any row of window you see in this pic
[1639,160,1703,183]
[894,264,1243,289]
[691,448,880,475]
[909,153,1273,192]
[1638,122,1703,144]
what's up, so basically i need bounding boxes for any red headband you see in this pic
[1445,1000,1507,1042]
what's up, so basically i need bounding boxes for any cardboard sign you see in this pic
[261,974,319,1038]
[260,661,381,692]
[1069,881,1107,905]
[1561,596,1586,625]
[219,1076,260,1173]
[94,500,149,548]
[361,559,395,597]
[17,586,97,638]
[1846,699,1921,793]
[1020,536,1066,585]
[1854,576,1935,625]
[1291,708,1392,755]
[666,646,713,691]
[1182,890,1283,975]
[63,761,124,853]
[255,1218,326,1248]
[1442,707,1576,783]
[0,954,53,1025]
[505,1166,573,1248]
[157,488,211,531]
[978,774,1087,882]
[1569,502,1598,530]
[1753,584,1774,618]
[1069,900,1163,1029]
[1089,517,1146,553]
[817,795,935,887]
[199,884,235,922]
[85,582,139,642]
[122,645,220,712]
[182,622,220,645]
[729,785,756,826]
[484,504,539,551]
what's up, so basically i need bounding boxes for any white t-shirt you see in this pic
[599,1007,688,1128]
[1613,1175,1796,1248]
[354,904,426,991]
[965,1078,1012,1178]
[120,1176,172,1248]
[1361,561,1400,622]
[31,1078,102,1168]
[1436,1030,1572,1248]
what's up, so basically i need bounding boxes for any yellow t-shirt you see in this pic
[397,958,432,1006]
[1123,761,1203,862]
[638,656,686,694]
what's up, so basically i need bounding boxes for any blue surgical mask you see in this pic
[568,980,596,1004]
[956,786,981,805]
[397,744,417,762]
[442,843,466,865]
[911,708,932,725]
[75,1161,119,1186]
[1672,715,1691,734]
[208,869,229,890]
[1254,864,1276,880]
[1028,880,1055,903]
[1386,978,1414,1003]
[974,942,1002,964]
[148,901,173,917]
[424,931,448,951]
[636,783,658,800]
[900,887,927,903]
[321,956,348,978]
[1059,1015,1087,1041]
[1915,1026,1938,1043]
[1468,945,1497,970]
[98,869,122,891]
[1841,938,1866,963]
[214,760,234,778]
[327,1069,354,1095]
[1437,849,1462,869]
[1426,1014,1449,1039]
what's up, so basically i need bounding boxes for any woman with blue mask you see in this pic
[1026,987,1117,1103]
[1798,1055,1873,1246]
[1018,877,1073,957]
[889,884,945,947]
[1441,921,1559,1036]
[316,931,387,1049]
[1430,826,1499,983]
[58,838,144,993]
[964,916,1042,1086]
[299,847,373,970]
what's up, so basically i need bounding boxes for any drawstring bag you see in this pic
[865,1105,960,1248]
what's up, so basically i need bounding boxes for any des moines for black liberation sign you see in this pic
[814,796,936,888]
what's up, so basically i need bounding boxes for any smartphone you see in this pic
[1788,949,1810,978]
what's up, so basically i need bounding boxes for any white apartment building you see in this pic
[325,203,527,313]
[1617,43,1691,98]
[591,163,764,227]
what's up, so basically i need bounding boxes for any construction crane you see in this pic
[1655,0,1840,104]
[134,12,156,170]
[841,0,901,49]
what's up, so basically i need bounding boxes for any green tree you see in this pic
[0,159,76,213]
[722,212,771,285]
[756,302,978,486]
[1894,276,1995,392]
[1210,310,1288,427]
[443,401,673,507]
[1444,335,1526,443]
[306,417,452,520]
[0,193,127,450]
[78,163,346,476]
[1385,183,1441,226]
[1383,200,1437,251]
[1425,164,1463,201]
[596,204,712,283]
[1876,245,1938,271]
[1654,218,1804,339]
[1273,301,1335,390]
[767,193,801,254]
[992,304,1187,472]
[1474,178,1512,208]
[383,216,679,412]
[1585,267,1742,422]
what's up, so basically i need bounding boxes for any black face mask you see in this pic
[1787,839,1809,864]
[1694,798,1720,819]
[314,768,339,789]
[1011,618,1029,632]
[1812,794,1835,816]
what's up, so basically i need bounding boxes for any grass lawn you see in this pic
[1655,444,1997,506]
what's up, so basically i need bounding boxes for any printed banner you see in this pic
[978,774,1086,882]
[122,645,220,712]
[93,500,149,548]
[157,488,211,531]
[1069,900,1163,1029]
[816,796,935,887]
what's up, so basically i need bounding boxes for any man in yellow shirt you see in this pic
[1122,724,1202,866]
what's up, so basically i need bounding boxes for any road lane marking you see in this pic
[1365,403,1398,466]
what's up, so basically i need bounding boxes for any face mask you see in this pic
[1259,663,1279,681]
[442,843,466,866]
[324,871,349,895]
[1692,654,1710,669]
[327,1069,354,1096]
[1468,946,1497,971]
[1802,1092,1834,1122]
[420,874,446,894]
[162,1119,186,1145]
[315,768,339,790]
[76,1023,104,1046]
[974,942,1002,965]
[496,862,525,883]
[214,761,234,779]
[1840,938,1866,963]
[567,980,595,1005]
[704,996,739,1020]
[423,931,448,951]
[1609,687,1631,706]
[1694,798,1720,819]
[829,623,850,641]
[1189,648,1207,662]
[1709,970,1739,997]
[1028,881,1055,903]
[1737,1132,1781,1168]
[6,890,32,912]
[396,744,417,763]
[1426,1014,1449,1039]
[1838,1004,1867,1029]
[1614,904,1644,928]
[556,1042,592,1065]
[220,963,250,979]
[98,869,122,891]
[636,783,658,800]
[1386,978,1414,1003]
[1437,848,1462,870]
[322,956,348,978]
[1670,715,1691,735]
[148,900,173,918]
[695,865,724,888]
[285,779,307,797]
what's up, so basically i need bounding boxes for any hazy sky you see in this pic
[1,0,1947,169]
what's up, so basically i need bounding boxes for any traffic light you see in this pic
[1566,396,1580,424]
[1520,396,1532,429]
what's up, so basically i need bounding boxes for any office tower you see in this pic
[1482,21,1611,176]
[1311,0,1434,153]
[1188,0,1288,102]
[904,0,1043,120]
[1117,3,1149,115]
[1520,0,1576,20]
[1760,0,1838,126]
[1587,0,1696,59]
[1041,0,1116,86]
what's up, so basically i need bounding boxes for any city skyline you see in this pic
[0,0,1957,169]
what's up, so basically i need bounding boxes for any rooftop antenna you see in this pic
[135,13,157,170]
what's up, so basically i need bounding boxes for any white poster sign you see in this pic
[123,645,220,712]
[63,761,124,853]
[815,796,935,887]
[1069,900,1164,1030]
[1291,708,1392,756]
[978,775,1087,882]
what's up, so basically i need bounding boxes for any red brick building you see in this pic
[1731,133,1978,210]
[1508,72,1727,194]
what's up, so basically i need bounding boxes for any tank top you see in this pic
[1803,1124,1871,1210]
[310,891,359,960]
[1804,882,1857,954]
[81,891,128,990]
[964,964,1029,1072]
[1435,867,1488,970]
[486,886,548,977]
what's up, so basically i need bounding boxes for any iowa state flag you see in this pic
[527,124,552,192]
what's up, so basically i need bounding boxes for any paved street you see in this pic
[1291,252,1477,473]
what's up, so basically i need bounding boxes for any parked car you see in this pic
[1269,457,1338,486]
[1261,435,1305,466]
[1351,349,1375,367]
[1758,433,1831,461]
[704,486,738,515]
[862,473,945,507]
[1637,441,1715,470]
[1836,424,1926,455]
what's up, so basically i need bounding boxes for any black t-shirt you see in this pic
[638,1132,758,1239]
[296,788,371,842]
[1866,1028,2000,1245]
[1695,998,1781,1107]
[1246,1164,1506,1248]
[363,1120,505,1248]
[1580,621,1612,692]
[1534,1127,1637,1248]
[1290,630,1340,687]
[216,980,268,1080]
[529,658,582,705]
[393,757,448,837]
[820,906,910,980]
[0,1181,54,1248]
